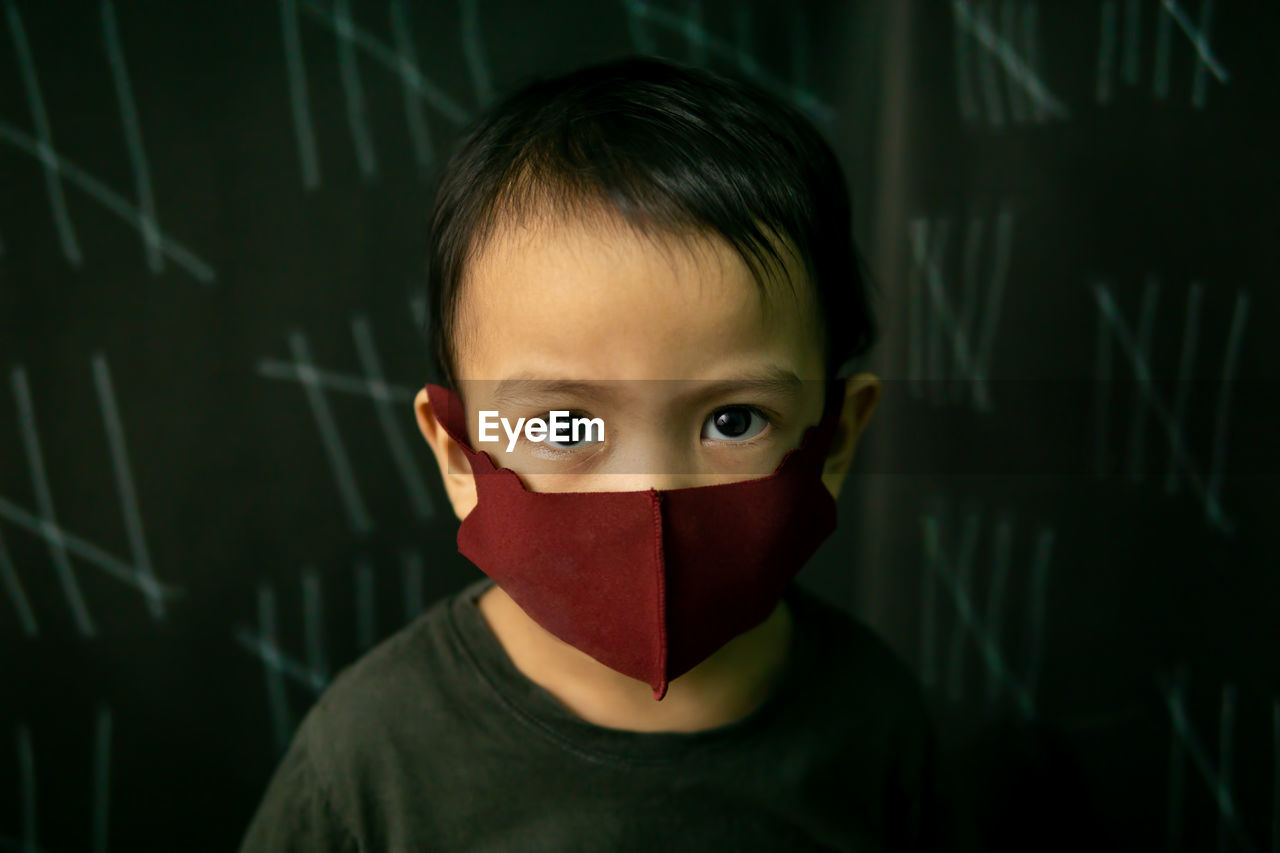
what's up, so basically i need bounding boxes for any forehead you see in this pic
[456,212,824,382]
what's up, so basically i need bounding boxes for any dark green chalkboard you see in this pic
[0,1,1275,850]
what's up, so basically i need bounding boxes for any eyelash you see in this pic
[520,405,779,458]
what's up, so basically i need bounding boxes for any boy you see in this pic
[240,55,939,851]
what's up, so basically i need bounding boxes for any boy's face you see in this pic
[416,212,879,517]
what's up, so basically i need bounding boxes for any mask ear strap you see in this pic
[424,383,499,475]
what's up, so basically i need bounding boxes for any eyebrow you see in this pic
[487,367,805,409]
[489,379,620,409]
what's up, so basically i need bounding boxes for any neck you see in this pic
[474,583,793,733]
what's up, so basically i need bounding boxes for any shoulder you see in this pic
[239,602,453,852]
[788,583,942,839]
[787,581,934,735]
[292,589,465,807]
[319,596,446,711]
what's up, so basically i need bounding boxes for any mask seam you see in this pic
[650,489,668,701]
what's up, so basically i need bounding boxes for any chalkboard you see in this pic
[1,1,1275,851]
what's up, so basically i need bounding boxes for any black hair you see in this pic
[424,54,878,389]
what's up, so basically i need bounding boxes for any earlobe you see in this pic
[414,387,478,521]
[820,373,881,499]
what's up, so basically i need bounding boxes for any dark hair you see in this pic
[425,54,878,389]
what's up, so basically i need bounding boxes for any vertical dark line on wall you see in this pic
[856,0,914,631]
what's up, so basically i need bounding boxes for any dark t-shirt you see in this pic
[238,576,940,852]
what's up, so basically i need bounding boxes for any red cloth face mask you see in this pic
[425,380,845,700]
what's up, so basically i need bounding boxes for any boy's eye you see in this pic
[702,406,768,442]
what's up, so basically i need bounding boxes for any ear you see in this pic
[414,387,478,521]
[820,373,882,500]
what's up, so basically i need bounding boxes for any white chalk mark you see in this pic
[1092,282,1236,535]
[16,722,35,853]
[925,217,949,405]
[0,529,38,636]
[1094,282,1114,479]
[1218,683,1237,853]
[913,217,950,401]
[1000,0,1027,123]
[257,583,292,754]
[0,120,215,283]
[922,513,1034,716]
[1165,281,1202,496]
[1204,290,1246,533]
[1190,0,1217,108]
[92,704,111,853]
[1160,670,1257,853]
[954,0,979,121]
[971,204,1013,402]
[93,353,166,618]
[401,548,424,624]
[909,211,1006,413]
[459,0,494,107]
[1125,275,1160,484]
[351,315,434,520]
[5,0,80,266]
[951,209,983,401]
[1097,0,1117,104]
[1023,526,1053,701]
[944,505,980,702]
[0,495,184,601]
[101,0,162,273]
[1019,2,1046,122]
[952,0,1070,121]
[1154,1,1173,100]
[1163,0,1229,85]
[298,0,470,125]
[301,567,328,691]
[354,558,374,651]
[287,330,373,535]
[954,0,978,120]
[11,366,94,635]
[983,511,1013,703]
[912,217,947,402]
[233,624,327,695]
[684,0,707,65]
[333,0,378,182]
[621,0,835,124]
[623,0,659,54]
[257,357,418,401]
[390,0,434,178]
[919,524,937,688]
[1122,0,1141,85]
[409,291,429,339]
[973,0,1005,126]
[280,0,321,190]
